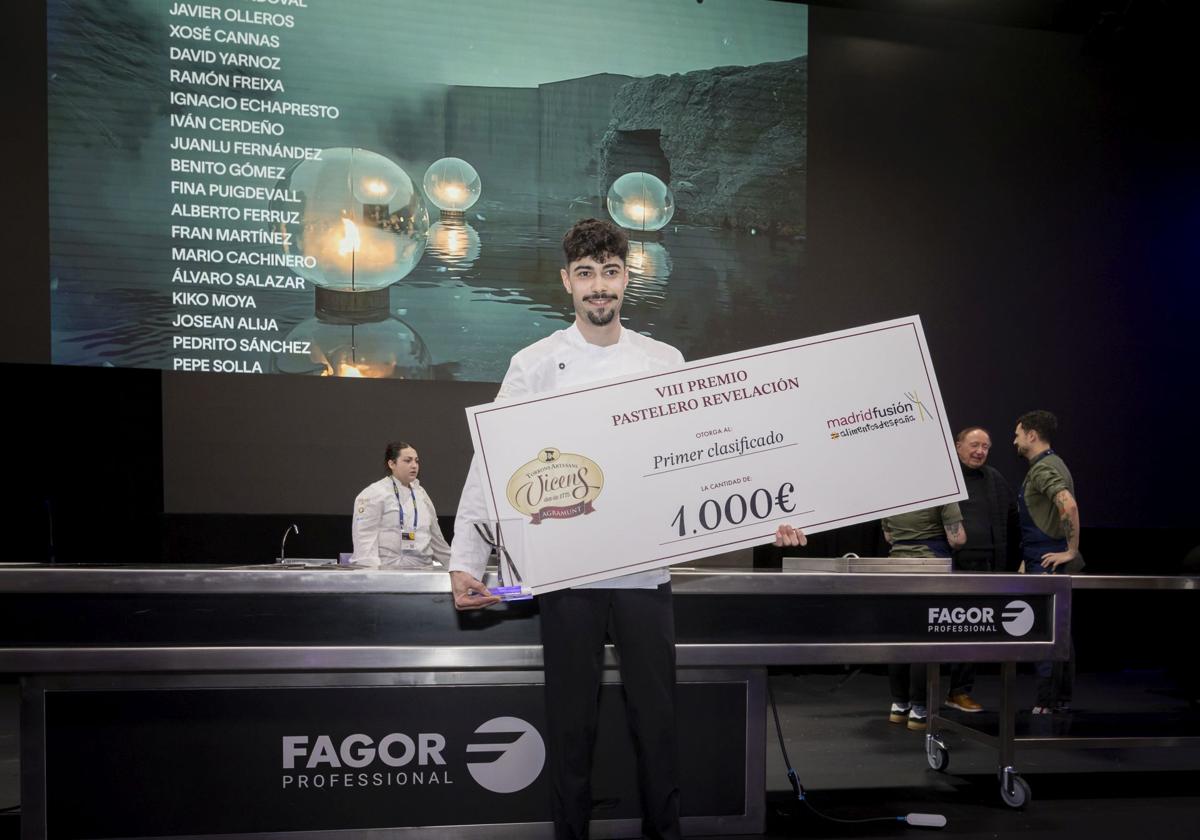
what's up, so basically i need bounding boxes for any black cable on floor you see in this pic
[767,678,935,827]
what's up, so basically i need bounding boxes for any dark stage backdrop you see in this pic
[802,4,1198,531]
[2,1,1197,565]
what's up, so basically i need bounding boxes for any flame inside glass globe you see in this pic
[423,157,482,213]
[607,172,675,232]
[271,148,429,292]
[337,218,361,256]
[273,316,433,379]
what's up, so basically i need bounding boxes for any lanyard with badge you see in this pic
[391,478,418,543]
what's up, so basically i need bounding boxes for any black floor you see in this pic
[2,670,1198,839]
[730,668,1200,839]
[0,681,15,840]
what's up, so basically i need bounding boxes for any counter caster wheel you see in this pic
[925,735,950,772]
[999,770,1031,809]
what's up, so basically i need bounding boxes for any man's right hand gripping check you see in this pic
[450,570,502,610]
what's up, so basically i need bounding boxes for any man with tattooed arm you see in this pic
[1014,409,1083,713]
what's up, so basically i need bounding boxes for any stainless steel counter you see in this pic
[2,563,1187,592]
[0,564,1071,672]
[0,562,1078,593]
[9,564,1193,827]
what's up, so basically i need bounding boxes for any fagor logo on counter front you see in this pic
[1001,600,1035,637]
[466,716,546,794]
[281,731,451,790]
[279,716,545,794]
[928,606,995,634]
[926,600,1035,637]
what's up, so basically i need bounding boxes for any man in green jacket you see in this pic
[881,504,965,729]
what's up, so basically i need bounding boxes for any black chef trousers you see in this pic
[538,582,681,840]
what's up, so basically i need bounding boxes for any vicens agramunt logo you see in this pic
[927,600,1035,637]
[506,448,603,524]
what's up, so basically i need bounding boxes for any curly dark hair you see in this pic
[1016,410,1058,445]
[562,218,628,266]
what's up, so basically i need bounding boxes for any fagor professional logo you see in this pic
[466,716,546,794]
[278,717,546,794]
[928,606,995,634]
[280,731,450,790]
[1001,600,1035,637]
[927,600,1036,636]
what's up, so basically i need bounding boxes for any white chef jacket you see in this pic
[450,322,685,588]
[352,476,451,568]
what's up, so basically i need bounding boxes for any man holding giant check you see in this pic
[450,219,962,840]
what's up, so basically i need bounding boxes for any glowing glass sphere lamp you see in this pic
[423,157,481,218]
[272,148,429,292]
[607,172,674,232]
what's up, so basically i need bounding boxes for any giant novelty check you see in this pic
[466,316,965,595]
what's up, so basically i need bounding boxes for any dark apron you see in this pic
[1018,450,1067,565]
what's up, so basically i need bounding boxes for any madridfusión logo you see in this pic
[826,389,929,441]
[506,448,604,524]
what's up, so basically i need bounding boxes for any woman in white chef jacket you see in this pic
[351,442,451,568]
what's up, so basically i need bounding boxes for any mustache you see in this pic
[583,293,618,302]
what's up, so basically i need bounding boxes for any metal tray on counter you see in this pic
[782,555,952,573]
